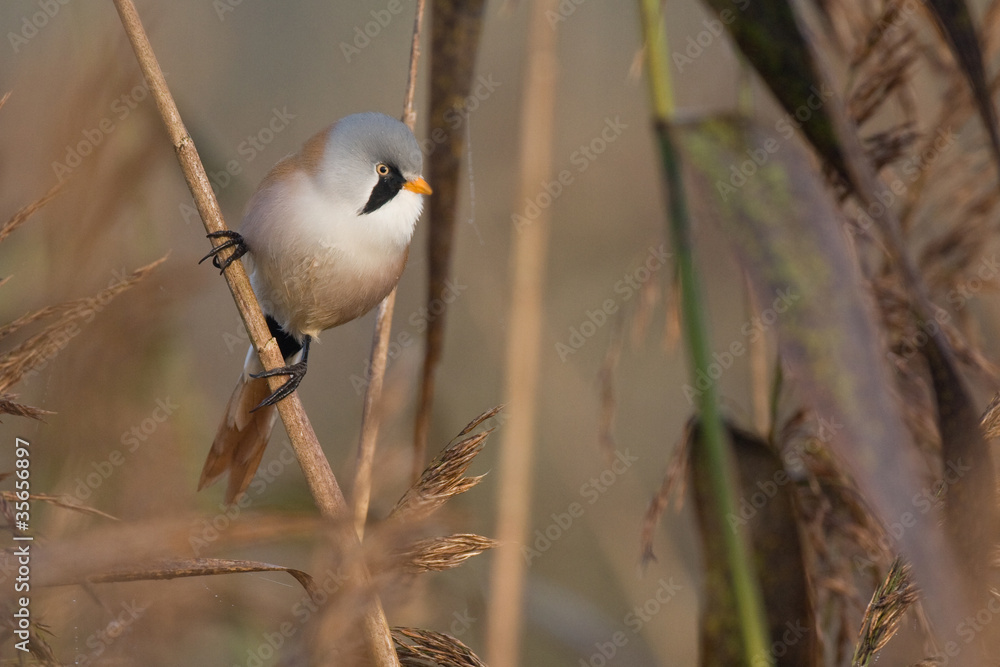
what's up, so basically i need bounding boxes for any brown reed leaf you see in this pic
[702,0,850,185]
[395,534,498,573]
[393,627,487,667]
[0,255,167,393]
[0,181,64,245]
[852,558,918,666]
[689,420,817,665]
[55,557,319,603]
[677,114,974,645]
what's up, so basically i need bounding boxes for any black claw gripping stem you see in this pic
[200,230,250,273]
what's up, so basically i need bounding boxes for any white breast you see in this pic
[241,170,421,338]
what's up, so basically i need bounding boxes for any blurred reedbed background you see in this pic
[2,0,1000,665]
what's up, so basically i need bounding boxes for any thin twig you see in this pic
[484,0,559,664]
[109,2,399,664]
[352,0,428,541]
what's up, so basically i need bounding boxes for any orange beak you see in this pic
[402,177,433,195]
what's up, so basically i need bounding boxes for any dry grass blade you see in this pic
[391,430,490,521]
[395,534,498,573]
[393,627,488,667]
[64,557,319,602]
[0,491,118,521]
[0,256,167,394]
[597,319,622,466]
[640,422,691,565]
[0,181,64,245]
[852,558,918,666]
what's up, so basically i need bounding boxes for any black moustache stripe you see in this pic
[361,164,406,215]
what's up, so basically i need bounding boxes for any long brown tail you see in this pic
[199,370,277,504]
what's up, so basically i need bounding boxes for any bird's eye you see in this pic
[376,163,390,177]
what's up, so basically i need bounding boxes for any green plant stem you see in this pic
[638,1,773,665]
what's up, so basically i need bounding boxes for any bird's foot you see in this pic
[200,231,249,273]
[249,361,307,410]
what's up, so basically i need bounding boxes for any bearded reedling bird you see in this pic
[198,112,432,503]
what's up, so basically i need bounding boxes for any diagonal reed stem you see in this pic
[636,0,773,665]
[352,0,428,542]
[109,2,400,664]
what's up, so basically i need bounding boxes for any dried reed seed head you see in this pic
[0,180,64,246]
[982,392,1000,440]
[394,533,498,573]
[391,430,490,521]
[0,256,167,398]
[852,558,918,666]
[392,627,488,667]
[457,404,504,437]
[0,393,53,420]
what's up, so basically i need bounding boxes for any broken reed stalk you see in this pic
[109,2,400,665]
[484,0,559,665]
[352,0,428,542]
[636,0,773,665]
